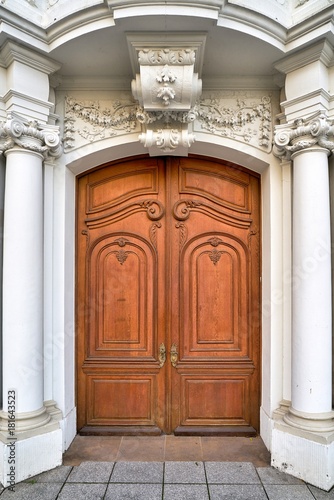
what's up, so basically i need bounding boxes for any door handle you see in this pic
[159,343,166,368]
[170,343,178,367]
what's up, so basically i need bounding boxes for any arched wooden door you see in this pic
[76,156,261,435]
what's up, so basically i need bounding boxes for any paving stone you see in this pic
[27,465,72,483]
[58,483,107,499]
[0,482,62,500]
[209,484,268,500]
[164,461,206,484]
[66,461,113,483]
[264,484,316,499]
[307,485,334,499]
[109,461,163,483]
[205,462,260,484]
[164,484,210,500]
[105,483,162,499]
[257,467,304,485]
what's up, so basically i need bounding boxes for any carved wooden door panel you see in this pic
[168,158,260,435]
[77,156,260,435]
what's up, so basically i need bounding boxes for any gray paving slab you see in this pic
[264,484,316,499]
[307,485,334,499]
[209,484,268,500]
[105,483,162,499]
[164,484,210,500]
[66,461,113,483]
[0,483,62,500]
[205,462,260,484]
[58,483,107,500]
[26,465,72,483]
[257,466,304,484]
[165,461,206,484]
[109,461,163,483]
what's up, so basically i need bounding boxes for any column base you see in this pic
[0,401,63,487]
[283,406,334,432]
[272,405,334,491]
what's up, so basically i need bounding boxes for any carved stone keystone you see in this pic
[127,33,206,155]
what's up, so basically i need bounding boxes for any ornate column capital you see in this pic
[0,112,62,159]
[274,112,334,161]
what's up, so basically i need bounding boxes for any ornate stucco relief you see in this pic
[193,91,273,153]
[64,91,273,154]
[64,96,141,151]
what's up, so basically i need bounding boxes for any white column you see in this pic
[0,116,62,435]
[284,145,334,431]
[2,146,51,427]
[274,113,334,436]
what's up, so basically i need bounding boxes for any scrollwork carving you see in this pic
[196,95,272,152]
[64,96,139,151]
[149,222,162,250]
[139,200,165,220]
[274,112,334,160]
[208,249,224,265]
[175,222,188,250]
[64,94,272,154]
[173,199,252,228]
[0,113,62,159]
[139,128,195,153]
[86,199,164,228]
[208,237,223,247]
[115,250,129,265]
[173,200,202,221]
[114,237,129,247]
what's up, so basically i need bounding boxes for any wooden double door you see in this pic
[77,156,261,435]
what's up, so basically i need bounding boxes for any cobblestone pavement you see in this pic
[0,461,333,499]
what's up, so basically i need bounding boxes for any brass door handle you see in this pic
[170,343,178,367]
[159,343,166,368]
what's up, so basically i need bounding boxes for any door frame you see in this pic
[51,139,286,451]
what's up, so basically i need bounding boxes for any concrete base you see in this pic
[260,406,273,453]
[0,427,62,487]
[60,406,77,452]
[272,413,334,491]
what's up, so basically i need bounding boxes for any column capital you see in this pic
[0,112,62,160]
[274,112,334,161]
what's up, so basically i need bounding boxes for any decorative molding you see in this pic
[64,93,273,154]
[274,111,334,160]
[0,112,62,159]
[208,248,223,265]
[172,199,252,228]
[138,49,196,66]
[176,222,187,251]
[115,249,129,265]
[296,0,309,6]
[149,222,161,251]
[128,34,205,155]
[274,40,334,75]
[194,94,272,152]
[64,96,140,151]
[139,127,196,154]
[85,199,165,228]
